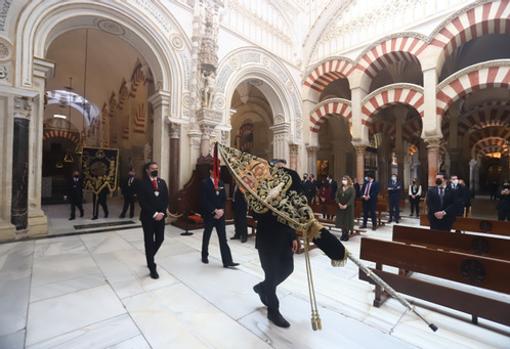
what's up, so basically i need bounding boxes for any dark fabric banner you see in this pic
[81,147,119,194]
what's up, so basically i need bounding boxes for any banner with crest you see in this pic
[81,147,119,194]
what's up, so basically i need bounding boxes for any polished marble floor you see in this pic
[1,206,509,348]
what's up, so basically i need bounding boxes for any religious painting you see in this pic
[317,160,329,177]
[237,122,254,152]
[81,147,119,194]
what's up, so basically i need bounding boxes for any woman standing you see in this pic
[335,176,355,241]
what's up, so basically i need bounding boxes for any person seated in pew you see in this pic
[426,173,462,231]
[497,181,510,221]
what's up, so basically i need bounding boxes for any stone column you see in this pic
[354,145,366,184]
[270,122,290,163]
[0,93,15,240]
[27,58,54,236]
[169,123,181,205]
[425,137,442,186]
[289,143,299,171]
[148,91,171,184]
[11,97,30,232]
[307,146,318,176]
[393,106,407,182]
[188,128,202,165]
[469,159,478,193]
[199,123,215,158]
[422,67,442,139]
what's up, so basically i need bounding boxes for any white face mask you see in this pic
[391,176,396,181]
[364,177,368,182]
[341,180,347,185]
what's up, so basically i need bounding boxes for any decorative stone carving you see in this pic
[14,96,32,119]
[169,123,181,139]
[143,142,152,163]
[201,70,216,108]
[170,33,185,50]
[0,64,7,80]
[0,0,13,32]
[0,38,11,61]
[97,19,126,36]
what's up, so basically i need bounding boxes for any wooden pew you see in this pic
[393,225,510,261]
[420,215,510,237]
[359,237,510,326]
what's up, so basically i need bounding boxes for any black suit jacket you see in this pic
[253,168,300,252]
[426,185,461,229]
[233,188,248,214]
[121,177,137,197]
[329,180,338,200]
[68,177,83,201]
[137,177,169,221]
[361,181,379,205]
[200,178,226,220]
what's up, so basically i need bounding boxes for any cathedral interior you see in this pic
[0,1,509,348]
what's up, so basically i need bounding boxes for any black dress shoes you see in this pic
[230,235,240,240]
[360,225,367,229]
[241,235,248,243]
[223,262,239,268]
[201,257,209,264]
[69,217,75,221]
[268,310,290,328]
[92,216,98,220]
[149,268,159,279]
[253,283,268,306]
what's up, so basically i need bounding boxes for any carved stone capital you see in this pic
[14,96,32,119]
[169,123,181,139]
[424,136,442,150]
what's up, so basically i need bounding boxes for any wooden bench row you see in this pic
[359,225,510,328]
[420,215,510,237]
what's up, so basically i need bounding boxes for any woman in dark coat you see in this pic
[335,175,355,241]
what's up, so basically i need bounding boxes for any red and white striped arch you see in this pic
[436,62,510,117]
[369,116,422,144]
[361,84,424,122]
[303,58,355,94]
[43,129,81,145]
[357,36,427,80]
[472,137,510,158]
[309,98,352,133]
[443,106,510,138]
[431,0,510,69]
[469,127,510,146]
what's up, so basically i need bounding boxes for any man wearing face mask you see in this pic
[360,172,379,230]
[68,170,84,220]
[137,162,169,279]
[408,178,422,217]
[426,173,460,231]
[119,169,137,218]
[450,175,466,217]
[497,182,510,221]
[387,174,402,223]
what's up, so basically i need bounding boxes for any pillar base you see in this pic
[28,212,48,237]
[0,220,16,242]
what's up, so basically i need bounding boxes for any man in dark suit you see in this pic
[231,185,248,243]
[120,169,137,218]
[303,174,315,204]
[137,162,169,279]
[426,173,460,231]
[201,166,239,268]
[387,173,402,223]
[449,175,466,217]
[92,181,109,220]
[253,159,299,328]
[326,175,338,201]
[360,172,379,230]
[68,170,84,220]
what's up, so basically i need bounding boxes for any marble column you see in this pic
[354,145,366,184]
[11,100,30,231]
[0,93,15,240]
[289,143,299,171]
[270,122,290,163]
[469,159,478,193]
[169,123,181,209]
[425,137,442,186]
[393,106,407,182]
[148,90,171,184]
[422,67,442,139]
[188,129,202,165]
[307,145,318,176]
[199,123,215,158]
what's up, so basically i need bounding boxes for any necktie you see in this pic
[364,182,371,196]
[439,187,444,206]
[151,179,158,191]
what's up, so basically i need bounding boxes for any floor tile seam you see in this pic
[25,313,134,349]
[80,236,154,349]
[28,279,108,304]
[23,241,36,349]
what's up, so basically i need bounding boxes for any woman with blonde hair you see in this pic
[335,175,355,241]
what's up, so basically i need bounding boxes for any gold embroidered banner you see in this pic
[81,147,119,194]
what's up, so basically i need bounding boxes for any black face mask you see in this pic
[435,179,443,186]
[73,175,79,179]
[150,170,158,178]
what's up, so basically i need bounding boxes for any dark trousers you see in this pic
[409,197,420,216]
[362,200,377,227]
[498,209,510,221]
[429,214,454,231]
[233,210,248,239]
[142,218,165,269]
[388,197,400,222]
[201,217,233,265]
[70,199,83,218]
[120,195,135,218]
[257,248,294,313]
[92,193,108,218]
